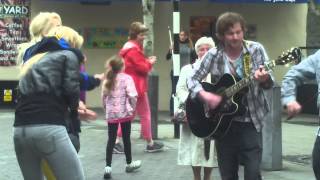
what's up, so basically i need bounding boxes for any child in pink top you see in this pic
[101,55,141,179]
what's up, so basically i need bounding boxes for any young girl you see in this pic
[102,55,141,179]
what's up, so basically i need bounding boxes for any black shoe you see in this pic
[145,142,164,153]
[113,143,124,154]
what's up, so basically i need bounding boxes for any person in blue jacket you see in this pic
[281,50,320,180]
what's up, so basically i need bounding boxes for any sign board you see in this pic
[208,0,308,3]
[0,0,30,66]
[3,89,12,102]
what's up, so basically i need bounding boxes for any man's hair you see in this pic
[128,21,148,40]
[29,12,62,41]
[216,12,246,39]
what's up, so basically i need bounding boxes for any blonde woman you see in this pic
[14,26,85,180]
[16,12,98,180]
[16,12,62,180]
[176,37,217,180]
[17,12,62,64]
[17,11,99,121]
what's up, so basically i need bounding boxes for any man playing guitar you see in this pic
[187,12,273,180]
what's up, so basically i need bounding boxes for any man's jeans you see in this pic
[313,133,320,180]
[216,122,262,180]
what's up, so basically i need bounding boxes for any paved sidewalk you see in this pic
[0,110,318,180]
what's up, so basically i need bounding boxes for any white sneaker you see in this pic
[125,160,142,172]
[104,166,112,179]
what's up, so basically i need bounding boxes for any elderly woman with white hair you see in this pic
[176,37,217,180]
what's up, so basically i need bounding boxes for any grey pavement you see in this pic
[0,109,318,180]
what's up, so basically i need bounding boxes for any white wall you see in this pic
[3,0,307,110]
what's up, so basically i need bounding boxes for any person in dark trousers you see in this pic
[102,55,141,179]
[166,30,197,117]
[187,12,273,180]
[281,50,320,180]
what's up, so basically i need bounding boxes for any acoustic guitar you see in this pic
[185,48,302,139]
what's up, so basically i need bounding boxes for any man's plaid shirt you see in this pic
[187,40,274,132]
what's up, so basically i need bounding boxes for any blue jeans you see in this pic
[13,124,84,180]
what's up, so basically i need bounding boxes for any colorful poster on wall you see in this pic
[0,0,30,66]
[82,27,128,49]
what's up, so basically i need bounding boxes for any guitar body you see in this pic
[186,74,247,139]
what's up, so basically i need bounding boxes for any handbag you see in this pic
[172,103,187,124]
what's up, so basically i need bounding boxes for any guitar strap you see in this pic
[192,61,212,161]
[204,139,210,160]
[242,41,252,78]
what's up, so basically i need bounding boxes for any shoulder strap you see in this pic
[242,41,252,78]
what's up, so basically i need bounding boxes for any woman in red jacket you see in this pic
[116,21,163,153]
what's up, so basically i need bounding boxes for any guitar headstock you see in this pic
[275,47,302,65]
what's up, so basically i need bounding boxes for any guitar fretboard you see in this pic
[224,60,276,98]
[221,47,300,99]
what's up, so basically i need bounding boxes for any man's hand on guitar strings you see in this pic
[199,90,222,110]
[254,65,270,83]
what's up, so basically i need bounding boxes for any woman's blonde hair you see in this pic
[17,12,61,65]
[47,26,84,49]
[29,12,62,41]
[20,26,83,77]
[19,53,47,77]
[102,55,124,95]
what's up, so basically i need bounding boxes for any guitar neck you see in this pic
[224,60,276,98]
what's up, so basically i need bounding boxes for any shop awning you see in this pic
[208,0,308,3]
[45,0,313,4]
